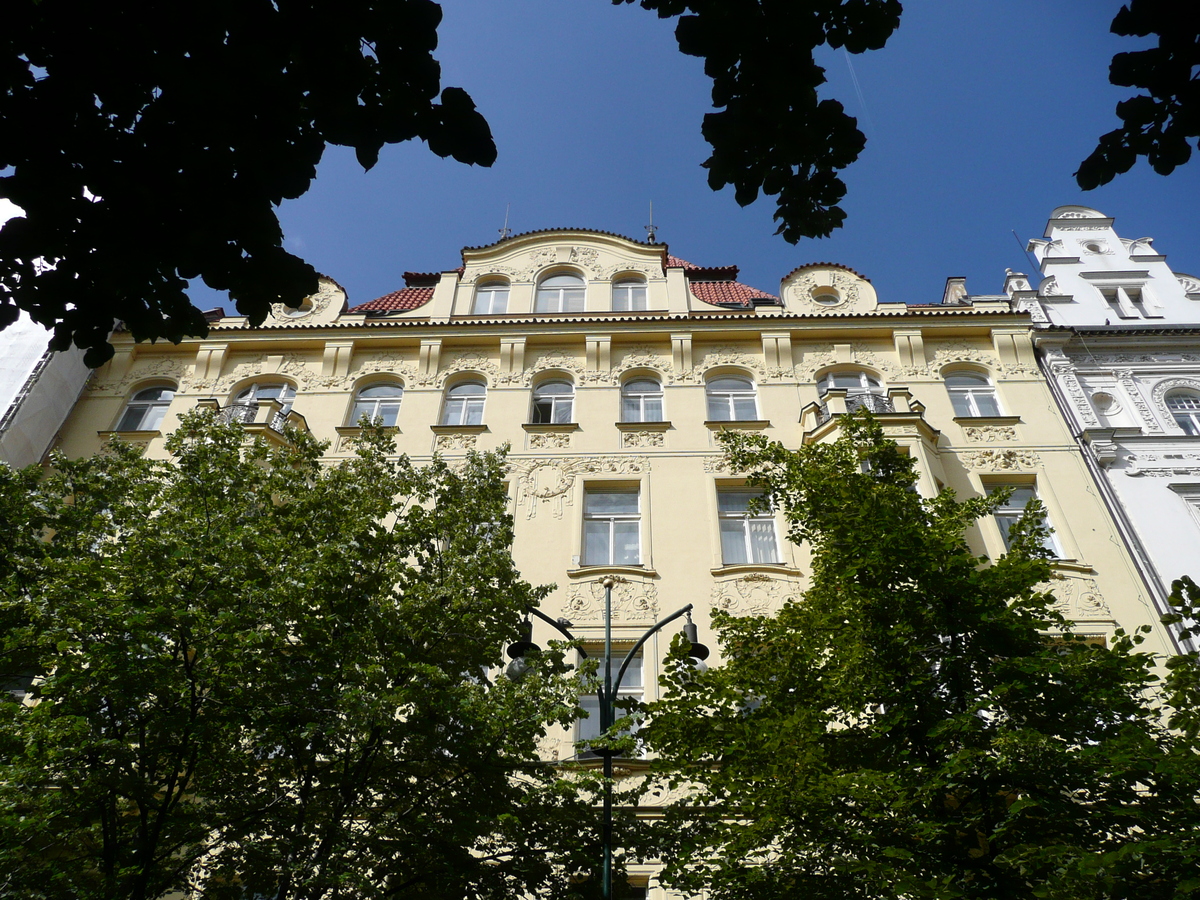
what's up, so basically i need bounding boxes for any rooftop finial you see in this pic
[498,204,511,241]
[645,201,657,243]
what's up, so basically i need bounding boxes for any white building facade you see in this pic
[1011,205,1200,633]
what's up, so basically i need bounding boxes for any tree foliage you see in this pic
[1077,0,1200,190]
[0,0,496,366]
[0,414,591,900]
[643,418,1200,900]
[615,0,901,242]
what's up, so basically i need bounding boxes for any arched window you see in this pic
[531,380,575,424]
[621,378,663,422]
[441,380,486,426]
[945,372,1001,417]
[231,382,296,427]
[473,280,509,315]
[535,274,585,313]
[349,383,404,427]
[612,278,647,312]
[115,385,175,432]
[706,375,757,422]
[818,370,889,414]
[1167,390,1200,435]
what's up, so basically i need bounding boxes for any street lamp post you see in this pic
[506,576,709,900]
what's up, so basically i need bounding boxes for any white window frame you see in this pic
[621,378,664,423]
[706,375,758,422]
[472,281,509,315]
[531,380,575,424]
[349,382,404,427]
[717,488,780,565]
[582,487,641,566]
[945,372,1002,417]
[612,278,648,312]
[986,483,1058,557]
[1166,391,1200,436]
[578,647,643,757]
[535,273,586,313]
[441,380,486,426]
[115,385,175,432]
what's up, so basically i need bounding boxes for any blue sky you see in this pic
[235,1,1200,309]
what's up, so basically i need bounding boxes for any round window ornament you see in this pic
[810,286,842,307]
[1082,241,1105,254]
[1091,391,1120,415]
[281,297,315,318]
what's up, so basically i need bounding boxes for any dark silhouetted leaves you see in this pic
[0,1,497,364]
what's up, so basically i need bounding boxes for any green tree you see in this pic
[0,0,496,366]
[643,417,1199,900]
[0,413,591,900]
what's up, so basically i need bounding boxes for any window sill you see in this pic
[953,415,1022,426]
[430,424,489,434]
[336,425,399,437]
[710,563,801,578]
[98,429,162,440]
[567,565,659,579]
[616,421,670,431]
[705,420,771,430]
[522,423,580,432]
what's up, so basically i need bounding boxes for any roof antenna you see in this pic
[498,204,512,241]
[645,201,657,243]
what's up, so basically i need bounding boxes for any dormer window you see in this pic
[536,274,585,313]
[473,280,509,315]
[612,278,647,312]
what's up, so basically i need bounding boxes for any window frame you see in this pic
[114,384,176,432]
[716,488,781,566]
[706,374,758,422]
[945,371,1002,418]
[621,377,664,423]
[577,645,643,758]
[530,379,576,425]
[612,277,648,312]
[348,381,404,427]
[985,483,1059,557]
[582,487,642,567]
[440,379,487,426]
[1166,390,1200,436]
[535,273,586,313]
[472,280,510,316]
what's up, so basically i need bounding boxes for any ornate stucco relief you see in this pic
[92,356,189,395]
[562,578,659,623]
[681,345,780,382]
[610,345,672,383]
[529,432,571,450]
[435,433,479,452]
[795,343,898,381]
[351,352,420,385]
[785,269,862,313]
[711,573,800,616]
[622,431,665,449]
[1114,368,1163,432]
[962,425,1017,443]
[1043,575,1114,621]
[1150,376,1200,431]
[961,448,1042,470]
[509,456,648,519]
[1045,350,1101,428]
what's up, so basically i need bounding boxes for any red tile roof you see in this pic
[351,286,435,314]
[691,280,778,308]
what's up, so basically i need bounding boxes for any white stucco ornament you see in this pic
[779,264,878,315]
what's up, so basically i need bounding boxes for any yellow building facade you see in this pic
[57,229,1179,768]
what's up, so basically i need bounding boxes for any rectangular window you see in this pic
[717,489,779,565]
[583,489,641,566]
[578,650,642,756]
[986,484,1056,555]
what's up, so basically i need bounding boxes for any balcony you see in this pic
[815,391,895,426]
[195,398,309,440]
